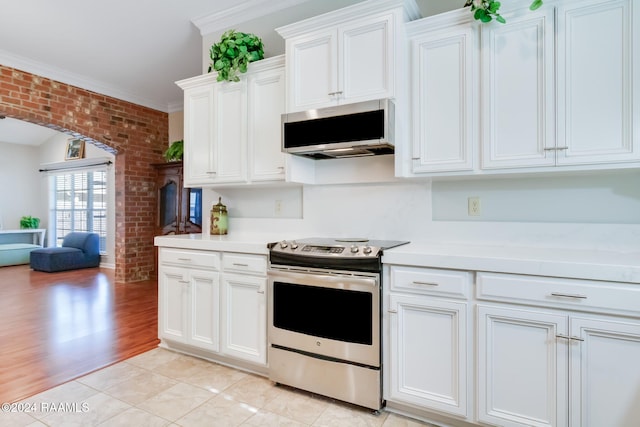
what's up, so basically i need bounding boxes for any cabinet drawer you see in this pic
[389,265,472,299]
[159,248,220,270]
[222,253,267,276]
[477,272,640,316]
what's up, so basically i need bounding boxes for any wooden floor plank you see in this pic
[0,265,159,403]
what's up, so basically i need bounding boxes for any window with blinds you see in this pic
[51,170,107,252]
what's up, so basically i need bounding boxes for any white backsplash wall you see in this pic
[432,170,640,224]
[203,173,640,252]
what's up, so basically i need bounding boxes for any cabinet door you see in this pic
[189,270,220,352]
[183,84,216,186]
[388,295,469,418]
[411,24,476,173]
[286,29,337,112]
[158,266,189,343]
[340,14,393,105]
[570,316,640,426]
[157,172,181,235]
[481,7,556,169]
[477,305,568,427]
[212,81,247,183]
[556,0,639,165]
[220,273,267,365]
[247,67,286,182]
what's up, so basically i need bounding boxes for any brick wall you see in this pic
[0,65,168,282]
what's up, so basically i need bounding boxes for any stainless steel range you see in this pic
[267,237,409,411]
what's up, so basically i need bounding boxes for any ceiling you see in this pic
[0,0,458,146]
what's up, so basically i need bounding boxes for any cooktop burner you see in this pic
[268,237,410,273]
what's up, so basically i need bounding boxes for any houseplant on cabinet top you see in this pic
[208,29,264,82]
[163,140,183,162]
[465,0,543,23]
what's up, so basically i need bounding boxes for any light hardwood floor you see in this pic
[0,265,159,404]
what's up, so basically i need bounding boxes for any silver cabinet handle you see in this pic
[257,290,265,294]
[328,91,343,96]
[178,280,189,284]
[233,263,249,267]
[177,258,192,261]
[543,146,569,151]
[206,171,217,174]
[550,292,588,299]
[412,281,439,287]
[556,334,584,342]
[388,309,398,314]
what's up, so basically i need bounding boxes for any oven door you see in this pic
[267,267,380,368]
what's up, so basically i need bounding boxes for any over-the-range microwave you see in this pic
[281,99,395,160]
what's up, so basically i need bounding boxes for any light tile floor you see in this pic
[2,348,435,427]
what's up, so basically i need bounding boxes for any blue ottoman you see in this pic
[30,232,100,272]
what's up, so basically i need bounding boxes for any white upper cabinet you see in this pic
[406,12,477,173]
[176,56,286,186]
[247,66,286,182]
[481,0,639,170]
[556,0,639,165]
[179,75,217,186]
[406,0,638,176]
[212,79,247,183]
[277,0,420,113]
[480,5,556,169]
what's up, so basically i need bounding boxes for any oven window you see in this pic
[273,281,373,345]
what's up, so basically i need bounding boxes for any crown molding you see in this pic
[191,0,313,36]
[0,49,170,113]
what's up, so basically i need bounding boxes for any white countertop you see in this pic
[154,233,280,255]
[155,234,640,284]
[383,242,640,284]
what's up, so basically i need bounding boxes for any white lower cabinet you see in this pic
[386,265,472,421]
[388,294,469,417]
[220,273,267,365]
[477,272,640,427]
[477,305,568,427]
[158,247,267,368]
[158,266,220,352]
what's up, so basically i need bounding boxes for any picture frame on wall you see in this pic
[65,138,85,160]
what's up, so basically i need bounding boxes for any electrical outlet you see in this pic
[468,197,481,216]
[275,200,282,216]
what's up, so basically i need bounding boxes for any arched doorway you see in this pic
[0,65,168,282]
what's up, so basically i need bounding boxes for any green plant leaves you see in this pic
[466,0,543,24]
[530,0,543,10]
[163,140,184,161]
[208,29,264,82]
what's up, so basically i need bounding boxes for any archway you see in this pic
[0,65,168,282]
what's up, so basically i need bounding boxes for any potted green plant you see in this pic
[163,140,183,162]
[465,0,543,23]
[208,29,264,82]
[20,216,40,229]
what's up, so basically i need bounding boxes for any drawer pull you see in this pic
[388,309,398,314]
[556,334,584,342]
[257,290,265,294]
[550,292,587,299]
[177,258,192,262]
[233,263,249,267]
[412,281,439,287]
[178,280,189,284]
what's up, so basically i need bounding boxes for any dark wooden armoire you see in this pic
[152,161,202,235]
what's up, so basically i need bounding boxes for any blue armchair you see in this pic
[30,232,100,272]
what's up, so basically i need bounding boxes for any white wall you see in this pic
[0,142,43,230]
[201,174,640,252]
